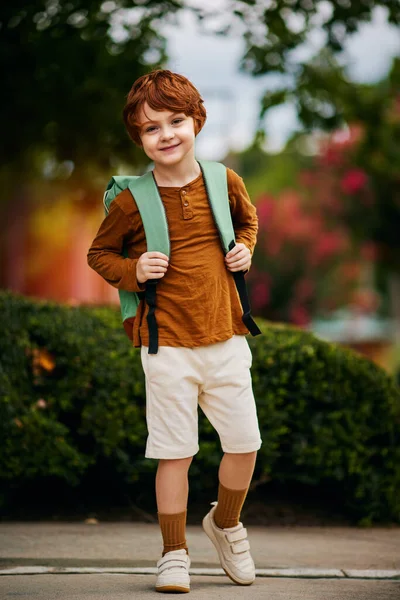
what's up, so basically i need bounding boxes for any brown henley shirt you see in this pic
[87,167,258,348]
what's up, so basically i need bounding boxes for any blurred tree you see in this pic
[225,137,312,200]
[0,0,183,193]
[202,0,400,130]
[297,57,400,275]
[248,185,359,326]
[4,0,399,190]
[232,2,400,279]
[237,56,400,342]
[0,0,185,293]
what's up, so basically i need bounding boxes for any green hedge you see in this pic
[1,289,399,524]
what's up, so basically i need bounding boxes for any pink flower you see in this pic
[288,304,310,326]
[310,230,349,266]
[299,170,316,188]
[340,169,367,194]
[347,124,364,145]
[251,280,271,311]
[36,399,47,409]
[256,195,275,226]
[319,146,344,168]
[256,196,276,235]
[321,193,344,215]
[264,234,283,257]
[283,215,321,243]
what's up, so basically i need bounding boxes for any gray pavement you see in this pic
[1,522,399,569]
[0,522,399,599]
[1,574,400,600]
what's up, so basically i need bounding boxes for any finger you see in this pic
[226,245,248,257]
[146,252,169,261]
[225,251,247,264]
[146,271,166,279]
[227,263,250,272]
[147,258,169,267]
[147,266,167,273]
[226,255,249,268]
[225,245,242,258]
[227,256,251,269]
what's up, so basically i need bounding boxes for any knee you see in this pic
[224,450,257,462]
[158,456,193,471]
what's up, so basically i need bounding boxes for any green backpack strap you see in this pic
[197,160,234,254]
[128,172,170,256]
[198,160,262,338]
[103,173,169,348]
[103,176,140,334]
[128,172,170,354]
[103,176,137,215]
[104,173,170,255]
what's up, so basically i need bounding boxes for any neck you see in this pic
[152,155,201,187]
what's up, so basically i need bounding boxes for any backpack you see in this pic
[103,159,261,353]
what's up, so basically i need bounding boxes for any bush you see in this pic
[1,289,399,524]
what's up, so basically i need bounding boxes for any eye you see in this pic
[145,126,157,132]
[172,118,184,124]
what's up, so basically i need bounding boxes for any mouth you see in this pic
[159,143,180,152]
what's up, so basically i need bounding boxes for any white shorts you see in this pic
[140,335,262,459]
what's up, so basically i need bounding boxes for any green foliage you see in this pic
[225,0,400,126]
[1,0,183,183]
[1,290,400,523]
[0,290,148,489]
[250,324,400,524]
[226,140,311,200]
[4,0,399,182]
[293,56,400,273]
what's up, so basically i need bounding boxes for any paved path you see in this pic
[1,574,400,599]
[1,522,399,598]
[1,522,399,569]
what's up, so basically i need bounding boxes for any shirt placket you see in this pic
[181,188,193,220]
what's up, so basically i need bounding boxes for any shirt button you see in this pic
[182,190,186,195]
[184,201,189,206]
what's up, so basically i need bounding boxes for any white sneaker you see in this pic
[202,501,255,585]
[156,549,190,593]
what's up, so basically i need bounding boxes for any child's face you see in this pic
[137,103,196,167]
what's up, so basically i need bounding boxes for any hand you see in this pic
[225,243,251,272]
[136,252,169,283]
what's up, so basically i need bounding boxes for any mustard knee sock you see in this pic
[213,482,248,529]
[158,510,189,556]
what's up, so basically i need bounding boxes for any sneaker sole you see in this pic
[156,585,190,593]
[202,514,255,586]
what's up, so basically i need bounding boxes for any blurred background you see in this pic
[1,0,400,374]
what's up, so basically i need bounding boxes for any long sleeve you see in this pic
[87,199,145,293]
[227,168,258,255]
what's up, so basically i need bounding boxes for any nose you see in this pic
[160,126,174,141]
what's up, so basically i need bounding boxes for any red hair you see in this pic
[123,69,207,146]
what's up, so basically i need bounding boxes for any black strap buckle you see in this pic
[145,280,159,354]
[229,241,261,337]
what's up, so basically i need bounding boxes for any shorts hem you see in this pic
[139,330,248,349]
[145,445,199,460]
[221,440,262,453]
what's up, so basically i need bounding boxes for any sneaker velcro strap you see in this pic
[231,539,251,554]
[158,558,188,573]
[226,528,248,543]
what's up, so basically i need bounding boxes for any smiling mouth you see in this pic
[160,144,180,151]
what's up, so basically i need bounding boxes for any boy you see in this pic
[87,69,262,593]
